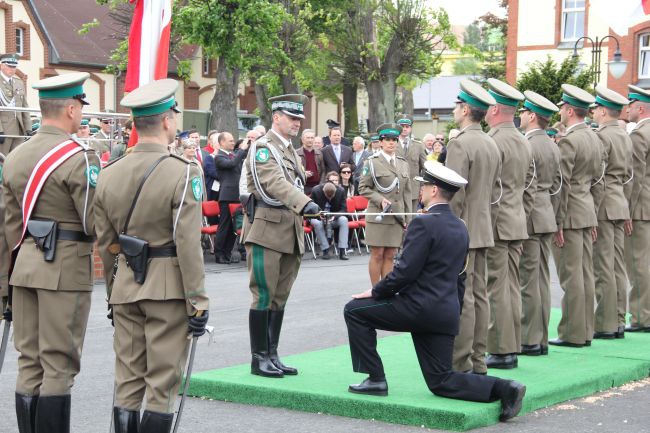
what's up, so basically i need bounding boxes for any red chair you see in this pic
[303,220,317,259]
[345,198,363,255]
[351,195,369,253]
[228,203,243,237]
[201,201,220,253]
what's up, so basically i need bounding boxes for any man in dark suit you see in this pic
[343,161,526,422]
[214,131,249,263]
[309,181,349,260]
[322,119,350,146]
[322,126,355,174]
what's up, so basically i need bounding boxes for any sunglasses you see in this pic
[341,170,351,174]
[102,120,114,124]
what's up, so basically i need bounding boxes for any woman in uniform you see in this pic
[359,123,412,286]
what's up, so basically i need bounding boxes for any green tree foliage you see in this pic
[463,23,481,48]
[453,58,480,75]
[516,55,593,104]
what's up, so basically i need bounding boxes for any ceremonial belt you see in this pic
[148,246,177,258]
[28,226,94,243]
[16,139,84,250]
[255,201,288,210]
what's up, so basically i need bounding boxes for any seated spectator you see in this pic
[324,170,340,186]
[310,179,349,260]
[339,163,355,198]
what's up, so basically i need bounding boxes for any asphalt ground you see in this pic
[1,252,650,432]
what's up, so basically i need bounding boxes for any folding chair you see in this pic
[346,198,362,255]
[303,219,317,259]
[351,195,369,253]
[201,201,220,254]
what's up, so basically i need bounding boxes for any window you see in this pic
[202,56,210,75]
[640,34,650,79]
[561,0,585,42]
[15,27,24,56]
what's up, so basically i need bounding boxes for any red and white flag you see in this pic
[592,0,650,36]
[124,0,173,146]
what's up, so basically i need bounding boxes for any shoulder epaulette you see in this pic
[169,153,193,164]
[396,155,407,161]
[72,138,90,150]
[367,153,380,159]
[102,154,126,169]
[256,136,269,146]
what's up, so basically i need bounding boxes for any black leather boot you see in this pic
[249,309,283,377]
[139,410,173,433]
[113,407,140,433]
[34,394,70,433]
[268,310,298,375]
[15,393,38,433]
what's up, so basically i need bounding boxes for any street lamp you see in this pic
[572,35,629,88]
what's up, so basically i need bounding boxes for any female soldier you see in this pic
[359,123,411,285]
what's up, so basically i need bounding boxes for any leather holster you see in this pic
[240,193,256,222]
[27,220,58,262]
[118,234,149,284]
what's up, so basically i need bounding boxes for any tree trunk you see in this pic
[399,86,414,118]
[280,68,300,94]
[253,79,272,129]
[365,76,396,131]
[342,80,358,136]
[211,57,240,139]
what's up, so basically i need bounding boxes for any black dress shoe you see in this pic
[548,338,583,347]
[339,250,349,260]
[499,381,526,422]
[616,326,625,339]
[215,256,231,264]
[625,324,650,332]
[485,353,518,369]
[593,331,616,339]
[348,377,388,396]
[520,344,542,356]
[540,345,548,355]
[584,340,591,347]
[321,248,331,260]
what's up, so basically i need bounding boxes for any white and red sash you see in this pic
[15,139,84,250]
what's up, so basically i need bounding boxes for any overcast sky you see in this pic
[428,0,506,25]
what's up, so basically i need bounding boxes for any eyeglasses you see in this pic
[102,120,114,125]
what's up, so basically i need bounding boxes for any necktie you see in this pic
[335,146,340,163]
[390,158,395,168]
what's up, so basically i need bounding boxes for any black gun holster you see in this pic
[27,220,58,262]
[240,193,256,222]
[118,234,149,285]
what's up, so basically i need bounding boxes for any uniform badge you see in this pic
[255,148,270,163]
[191,177,203,201]
[362,165,369,176]
[86,164,100,187]
[0,165,3,183]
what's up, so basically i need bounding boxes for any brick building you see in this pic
[506,0,650,95]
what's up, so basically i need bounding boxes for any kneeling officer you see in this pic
[94,79,209,433]
[344,161,526,422]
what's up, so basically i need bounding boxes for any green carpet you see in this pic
[188,309,650,431]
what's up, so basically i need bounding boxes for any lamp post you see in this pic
[572,35,629,88]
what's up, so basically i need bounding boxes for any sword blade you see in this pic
[172,336,198,433]
[0,320,11,374]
